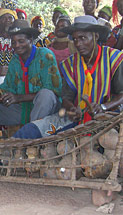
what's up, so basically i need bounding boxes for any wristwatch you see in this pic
[101,104,107,111]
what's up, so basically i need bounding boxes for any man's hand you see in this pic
[67,106,82,122]
[0,92,37,105]
[0,66,8,76]
[85,102,103,117]
[1,92,19,106]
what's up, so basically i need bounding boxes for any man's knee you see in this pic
[34,89,56,104]
[13,123,42,139]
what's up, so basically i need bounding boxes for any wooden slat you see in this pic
[106,122,123,181]
[0,176,121,192]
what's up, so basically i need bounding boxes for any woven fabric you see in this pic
[60,46,123,119]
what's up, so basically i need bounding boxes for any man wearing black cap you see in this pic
[0,19,62,128]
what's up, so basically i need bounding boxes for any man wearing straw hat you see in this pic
[0,19,62,127]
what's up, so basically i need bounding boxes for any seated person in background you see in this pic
[16,8,27,20]
[47,6,69,44]
[98,5,112,22]
[0,7,17,82]
[30,15,49,47]
[106,0,123,50]
[48,15,77,76]
[13,15,123,140]
[82,0,101,19]
[98,5,112,30]
[0,19,62,127]
[0,0,18,133]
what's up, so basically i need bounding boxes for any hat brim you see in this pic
[60,23,110,42]
[8,28,40,39]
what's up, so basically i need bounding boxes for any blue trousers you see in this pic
[13,121,77,139]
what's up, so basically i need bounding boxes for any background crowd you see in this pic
[0,0,123,80]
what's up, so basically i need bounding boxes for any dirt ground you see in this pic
[0,0,122,214]
[0,181,122,215]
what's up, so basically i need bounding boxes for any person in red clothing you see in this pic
[16,8,27,20]
[48,15,76,76]
[105,0,123,50]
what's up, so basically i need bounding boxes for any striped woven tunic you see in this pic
[60,46,123,107]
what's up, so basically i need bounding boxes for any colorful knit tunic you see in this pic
[33,33,51,48]
[60,46,123,108]
[0,47,62,124]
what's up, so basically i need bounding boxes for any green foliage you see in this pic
[17,0,82,35]
[17,0,60,35]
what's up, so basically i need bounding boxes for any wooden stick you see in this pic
[71,150,76,181]
[81,95,93,113]
[59,108,77,117]
[106,122,123,182]
[0,176,121,192]
[59,94,92,118]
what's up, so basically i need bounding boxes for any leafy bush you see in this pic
[17,0,82,35]
[17,0,113,34]
[17,0,59,35]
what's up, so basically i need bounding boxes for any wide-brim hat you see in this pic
[8,19,40,39]
[60,15,110,42]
